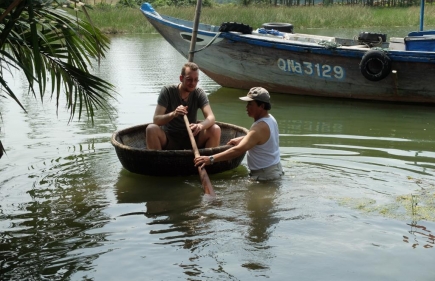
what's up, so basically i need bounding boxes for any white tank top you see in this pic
[247,114,280,170]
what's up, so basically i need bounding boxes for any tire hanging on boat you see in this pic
[262,22,294,33]
[359,50,391,82]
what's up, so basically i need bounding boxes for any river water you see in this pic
[1,31,435,280]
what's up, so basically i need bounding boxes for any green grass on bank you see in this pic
[77,4,435,34]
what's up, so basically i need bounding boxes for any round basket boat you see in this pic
[111,121,249,176]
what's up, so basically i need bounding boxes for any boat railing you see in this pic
[250,29,337,44]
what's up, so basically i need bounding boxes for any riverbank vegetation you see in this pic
[78,3,435,34]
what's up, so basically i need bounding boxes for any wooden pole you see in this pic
[419,0,425,31]
[188,0,202,62]
[185,0,215,196]
[184,116,215,196]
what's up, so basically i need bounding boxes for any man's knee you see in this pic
[146,124,166,149]
[198,124,221,148]
[208,124,221,144]
[209,124,221,138]
[146,124,159,133]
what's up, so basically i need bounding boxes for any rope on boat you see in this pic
[369,37,384,47]
[318,40,342,49]
[371,46,389,52]
[189,32,222,54]
[354,33,386,48]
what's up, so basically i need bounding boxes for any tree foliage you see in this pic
[0,0,117,158]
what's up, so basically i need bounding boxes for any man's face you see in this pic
[246,100,258,117]
[180,68,199,92]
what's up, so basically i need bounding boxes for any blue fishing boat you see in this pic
[141,2,435,104]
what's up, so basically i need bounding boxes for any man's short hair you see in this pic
[254,100,272,110]
[181,62,199,76]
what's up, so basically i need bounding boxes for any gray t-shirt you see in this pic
[158,84,209,139]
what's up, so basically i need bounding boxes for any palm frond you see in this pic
[0,0,116,122]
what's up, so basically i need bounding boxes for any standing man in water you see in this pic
[146,62,221,150]
[194,87,284,181]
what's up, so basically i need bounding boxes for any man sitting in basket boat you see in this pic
[194,87,284,181]
[146,62,221,150]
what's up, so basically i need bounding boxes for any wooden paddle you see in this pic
[183,115,215,196]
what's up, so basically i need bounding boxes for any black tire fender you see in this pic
[359,50,391,82]
[262,22,294,33]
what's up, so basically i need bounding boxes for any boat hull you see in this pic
[141,3,435,104]
[111,122,248,176]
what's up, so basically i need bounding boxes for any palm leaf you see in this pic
[0,0,116,122]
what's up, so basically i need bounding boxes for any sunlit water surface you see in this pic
[1,30,435,281]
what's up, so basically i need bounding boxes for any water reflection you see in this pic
[404,222,435,249]
[209,87,435,188]
[115,170,203,213]
[0,150,113,280]
[242,182,281,271]
[210,87,435,145]
[245,182,281,244]
[115,170,283,277]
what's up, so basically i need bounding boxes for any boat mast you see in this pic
[188,0,203,62]
[419,0,425,31]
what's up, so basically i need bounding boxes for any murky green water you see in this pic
[1,31,435,280]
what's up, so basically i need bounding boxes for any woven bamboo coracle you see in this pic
[111,121,249,176]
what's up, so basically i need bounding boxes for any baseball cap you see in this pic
[239,87,270,103]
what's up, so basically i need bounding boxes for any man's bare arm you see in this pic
[198,104,216,130]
